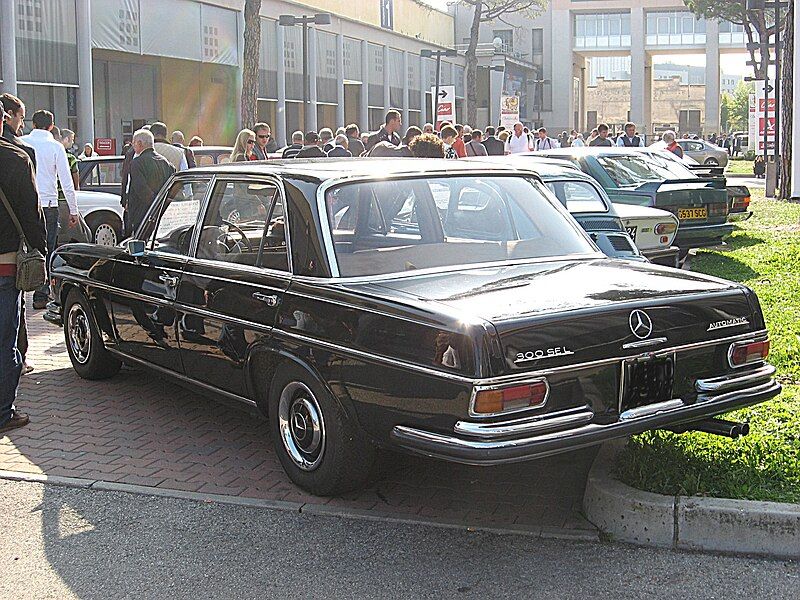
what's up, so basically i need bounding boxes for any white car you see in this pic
[77,190,124,246]
[613,202,680,267]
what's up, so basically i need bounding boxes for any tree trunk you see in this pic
[465,4,482,127]
[779,0,794,199]
[241,0,261,131]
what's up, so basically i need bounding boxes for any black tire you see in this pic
[704,157,720,166]
[268,363,377,496]
[86,213,122,247]
[63,289,121,379]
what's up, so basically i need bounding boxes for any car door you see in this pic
[80,159,123,196]
[108,176,211,372]
[175,177,291,400]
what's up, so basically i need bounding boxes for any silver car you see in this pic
[676,139,729,167]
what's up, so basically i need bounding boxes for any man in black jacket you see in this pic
[481,127,505,156]
[124,129,175,237]
[364,110,402,153]
[0,137,47,433]
[295,131,326,158]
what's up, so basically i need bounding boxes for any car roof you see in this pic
[192,146,233,152]
[464,155,597,181]
[78,155,123,161]
[186,157,543,182]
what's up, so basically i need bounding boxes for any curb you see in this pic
[583,443,800,559]
[0,469,599,543]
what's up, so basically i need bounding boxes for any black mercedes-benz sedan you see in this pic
[45,159,780,495]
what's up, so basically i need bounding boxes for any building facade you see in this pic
[0,0,466,148]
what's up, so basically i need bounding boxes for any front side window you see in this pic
[147,179,210,255]
[325,176,595,277]
[196,180,288,271]
[545,180,608,213]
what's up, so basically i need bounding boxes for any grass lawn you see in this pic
[725,159,755,175]
[617,191,800,503]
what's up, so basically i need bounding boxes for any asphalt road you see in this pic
[1,480,797,600]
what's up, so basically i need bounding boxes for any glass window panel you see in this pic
[16,0,78,84]
[259,18,278,100]
[316,30,338,104]
[343,37,362,82]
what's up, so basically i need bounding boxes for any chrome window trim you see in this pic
[52,272,771,389]
[468,377,550,418]
[314,171,603,281]
[455,406,593,439]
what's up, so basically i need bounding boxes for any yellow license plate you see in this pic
[678,207,707,220]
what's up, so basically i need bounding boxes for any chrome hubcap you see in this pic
[278,381,325,471]
[67,304,91,364]
[94,223,118,246]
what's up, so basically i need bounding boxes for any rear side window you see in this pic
[545,180,608,213]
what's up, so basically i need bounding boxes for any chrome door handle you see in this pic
[158,273,180,287]
[253,292,280,307]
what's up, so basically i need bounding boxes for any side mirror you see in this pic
[126,239,146,257]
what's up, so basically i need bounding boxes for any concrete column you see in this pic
[0,0,17,95]
[630,7,651,135]
[276,24,287,145]
[360,40,369,130]
[383,45,390,111]
[791,0,800,198]
[489,56,504,127]
[402,51,409,127]
[419,55,426,124]
[308,28,318,131]
[550,9,573,131]
[704,19,721,136]
[76,0,95,144]
[336,33,345,129]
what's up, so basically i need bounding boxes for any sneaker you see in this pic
[0,412,30,434]
[22,362,34,376]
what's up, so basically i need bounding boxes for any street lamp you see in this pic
[421,47,458,126]
[279,13,332,131]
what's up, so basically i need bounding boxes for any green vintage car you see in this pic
[534,148,733,258]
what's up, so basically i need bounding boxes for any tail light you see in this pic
[708,203,729,217]
[471,379,549,416]
[654,222,677,235]
[728,339,770,368]
[732,196,751,211]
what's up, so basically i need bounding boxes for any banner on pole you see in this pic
[431,86,455,128]
[499,95,520,130]
[755,86,777,155]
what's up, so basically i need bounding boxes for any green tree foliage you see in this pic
[723,81,754,132]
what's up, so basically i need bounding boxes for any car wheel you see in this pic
[86,214,122,247]
[268,363,377,496]
[63,289,121,379]
[704,157,720,166]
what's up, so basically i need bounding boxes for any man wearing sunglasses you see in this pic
[252,123,278,160]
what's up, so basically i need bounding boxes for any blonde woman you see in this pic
[230,129,256,162]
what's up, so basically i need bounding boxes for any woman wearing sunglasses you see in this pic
[230,129,257,162]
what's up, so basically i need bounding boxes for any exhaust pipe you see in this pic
[665,418,750,439]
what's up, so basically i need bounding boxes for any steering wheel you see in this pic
[220,219,253,252]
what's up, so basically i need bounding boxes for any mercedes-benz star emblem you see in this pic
[629,310,653,339]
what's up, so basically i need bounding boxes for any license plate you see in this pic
[621,356,674,413]
[624,226,637,241]
[677,207,707,220]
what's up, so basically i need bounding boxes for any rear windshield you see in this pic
[545,180,608,213]
[325,175,595,277]
[597,153,695,187]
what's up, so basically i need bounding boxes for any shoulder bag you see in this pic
[0,184,46,292]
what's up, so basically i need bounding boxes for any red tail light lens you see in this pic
[728,339,770,368]
[732,196,751,210]
[472,380,549,416]
[709,203,729,217]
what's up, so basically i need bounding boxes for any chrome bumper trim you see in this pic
[454,408,594,439]
[695,363,775,393]
[619,398,685,421]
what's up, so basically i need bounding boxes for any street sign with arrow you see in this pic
[431,85,456,126]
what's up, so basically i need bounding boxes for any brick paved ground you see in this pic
[0,301,597,533]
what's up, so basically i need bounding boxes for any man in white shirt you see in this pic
[20,110,78,309]
[533,127,560,151]
[505,122,530,154]
[150,122,188,172]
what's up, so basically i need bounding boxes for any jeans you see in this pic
[34,206,59,303]
[0,276,22,426]
[17,296,27,359]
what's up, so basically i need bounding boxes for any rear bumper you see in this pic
[390,367,781,466]
[728,210,753,222]
[642,245,680,268]
[674,222,735,250]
